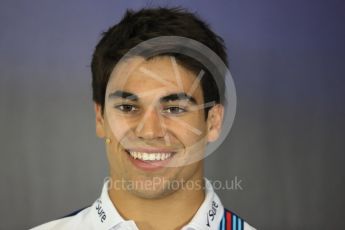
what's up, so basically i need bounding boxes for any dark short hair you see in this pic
[91,7,228,119]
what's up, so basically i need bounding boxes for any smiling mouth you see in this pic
[125,149,175,161]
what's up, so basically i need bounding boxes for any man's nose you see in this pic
[134,106,166,139]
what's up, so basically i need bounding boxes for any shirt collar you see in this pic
[90,178,224,230]
[90,180,137,230]
[181,178,224,230]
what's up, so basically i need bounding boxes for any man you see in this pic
[32,7,255,230]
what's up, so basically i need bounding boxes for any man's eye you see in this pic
[114,104,138,113]
[163,106,187,114]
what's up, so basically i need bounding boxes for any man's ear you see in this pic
[94,103,106,138]
[206,104,224,142]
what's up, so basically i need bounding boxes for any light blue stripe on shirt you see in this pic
[232,214,237,230]
[238,216,242,230]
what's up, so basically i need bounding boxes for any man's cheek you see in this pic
[107,117,131,137]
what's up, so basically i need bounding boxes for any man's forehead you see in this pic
[110,56,199,85]
[107,55,204,101]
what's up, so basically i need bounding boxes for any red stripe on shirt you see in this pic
[226,211,232,230]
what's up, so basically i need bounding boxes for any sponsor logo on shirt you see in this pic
[206,200,219,227]
[95,199,107,223]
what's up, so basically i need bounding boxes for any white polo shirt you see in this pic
[31,178,255,230]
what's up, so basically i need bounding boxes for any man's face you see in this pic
[95,56,223,199]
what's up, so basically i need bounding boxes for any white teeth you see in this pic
[128,151,173,161]
[155,154,160,160]
[143,153,149,160]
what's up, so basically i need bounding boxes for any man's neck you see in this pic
[108,169,205,230]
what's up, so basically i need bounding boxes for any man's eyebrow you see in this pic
[160,93,197,105]
[108,91,197,104]
[108,90,138,101]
